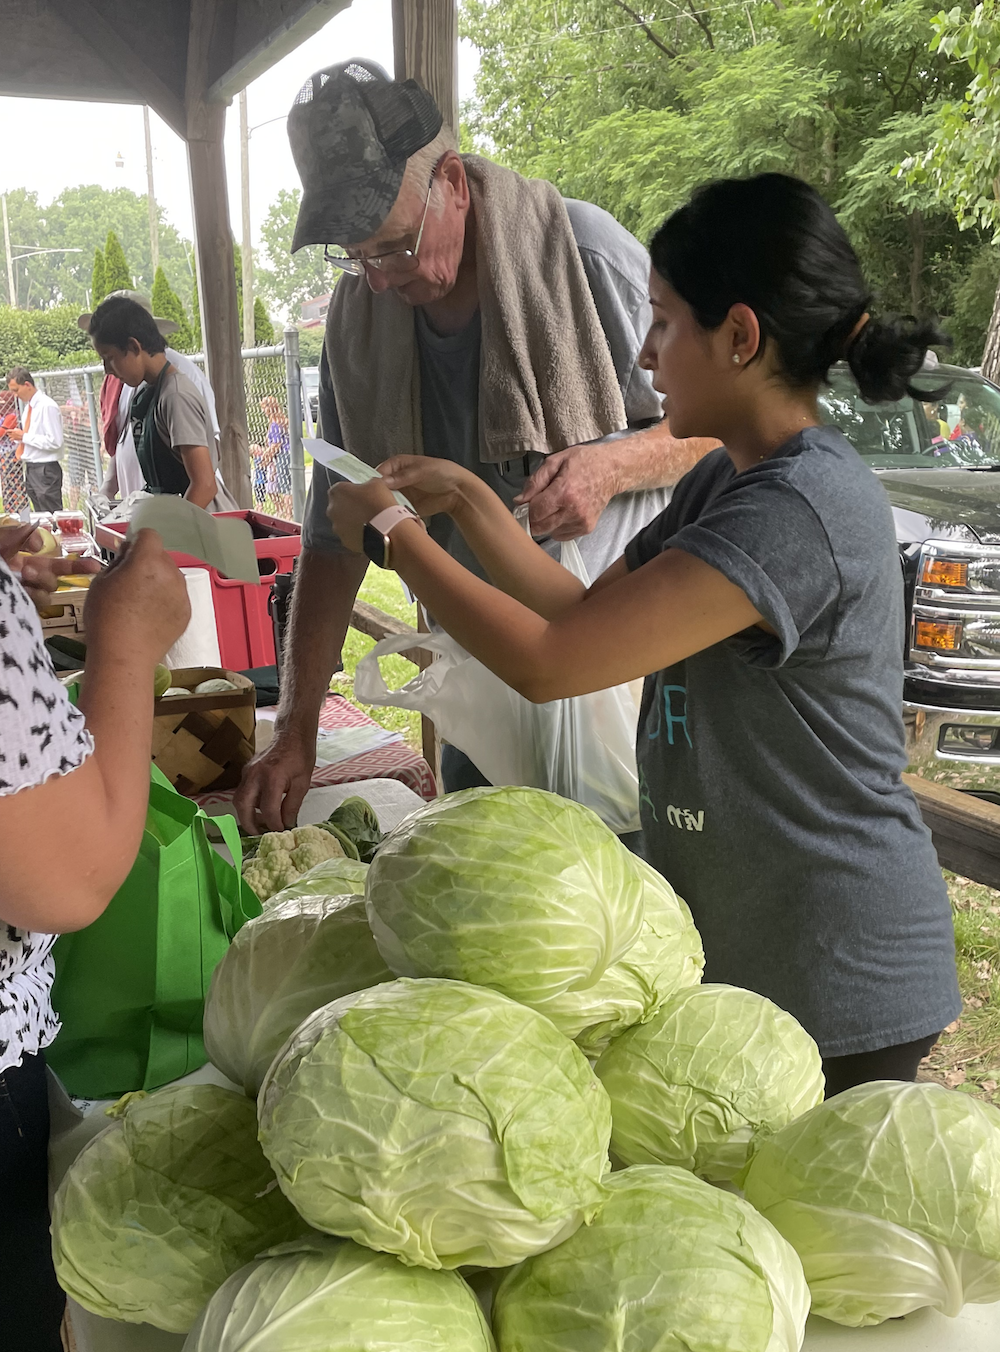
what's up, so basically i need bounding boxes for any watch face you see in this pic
[363,521,386,568]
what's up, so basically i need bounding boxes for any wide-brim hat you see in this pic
[77,290,179,335]
[288,59,443,250]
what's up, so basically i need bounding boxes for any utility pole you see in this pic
[1,193,15,307]
[143,105,160,277]
[239,89,255,349]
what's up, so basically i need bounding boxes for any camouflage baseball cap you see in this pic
[288,59,443,251]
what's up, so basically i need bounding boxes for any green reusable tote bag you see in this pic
[47,765,261,1100]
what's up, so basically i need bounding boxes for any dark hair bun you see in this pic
[649,174,948,401]
[848,316,948,404]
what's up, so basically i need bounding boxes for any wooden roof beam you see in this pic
[208,0,352,103]
[48,0,187,138]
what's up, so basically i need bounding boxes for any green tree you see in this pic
[0,184,193,309]
[462,0,980,339]
[232,241,276,346]
[296,326,325,365]
[90,249,106,308]
[191,264,202,351]
[151,265,194,351]
[257,188,329,315]
[253,296,274,346]
[0,306,40,372]
[30,306,92,364]
[902,0,1000,374]
[103,229,133,293]
[0,189,48,307]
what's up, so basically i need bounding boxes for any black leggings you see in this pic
[0,1051,65,1351]
[822,1033,940,1099]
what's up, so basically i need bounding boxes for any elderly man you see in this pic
[236,59,716,832]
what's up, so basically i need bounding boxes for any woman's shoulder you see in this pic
[778,424,890,501]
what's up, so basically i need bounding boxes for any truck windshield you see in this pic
[818,370,1000,469]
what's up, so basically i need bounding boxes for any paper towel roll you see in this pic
[165,568,222,669]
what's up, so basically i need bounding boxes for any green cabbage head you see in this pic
[364,786,644,1019]
[203,895,393,1096]
[183,1236,496,1351]
[269,854,369,903]
[740,1080,1000,1326]
[533,857,703,1058]
[258,977,611,1270]
[51,1085,301,1333]
[595,984,823,1181]
[493,1165,809,1352]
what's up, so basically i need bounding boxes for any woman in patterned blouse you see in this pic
[0,523,189,1350]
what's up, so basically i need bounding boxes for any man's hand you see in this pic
[327,478,396,552]
[516,443,621,542]
[6,426,23,442]
[516,426,721,541]
[234,730,316,834]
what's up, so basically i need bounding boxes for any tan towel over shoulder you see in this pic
[326,155,627,467]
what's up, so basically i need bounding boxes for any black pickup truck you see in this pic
[819,362,1000,796]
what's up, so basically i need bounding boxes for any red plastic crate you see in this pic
[95,510,301,670]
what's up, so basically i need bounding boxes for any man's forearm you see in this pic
[606,422,721,494]
[274,548,368,739]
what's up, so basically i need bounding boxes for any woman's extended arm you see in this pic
[0,532,190,933]
[329,480,761,703]
[379,456,586,619]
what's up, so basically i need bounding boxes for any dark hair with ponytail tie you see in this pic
[649,173,948,405]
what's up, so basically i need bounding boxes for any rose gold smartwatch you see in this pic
[362,504,420,569]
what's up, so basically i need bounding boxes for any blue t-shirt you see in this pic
[625,426,961,1057]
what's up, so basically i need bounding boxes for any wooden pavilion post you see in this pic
[391,0,457,788]
[391,0,458,131]
[185,0,252,508]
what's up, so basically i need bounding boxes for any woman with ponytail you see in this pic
[329,172,961,1092]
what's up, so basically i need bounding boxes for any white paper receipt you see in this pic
[127,496,260,584]
[304,439,414,510]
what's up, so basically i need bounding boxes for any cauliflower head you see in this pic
[242,826,345,902]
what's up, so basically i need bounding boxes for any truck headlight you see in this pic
[912,545,1000,666]
[912,609,1000,664]
[918,545,1000,596]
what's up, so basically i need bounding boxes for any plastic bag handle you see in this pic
[354,631,457,705]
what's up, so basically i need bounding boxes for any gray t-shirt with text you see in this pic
[304,197,666,582]
[625,427,960,1057]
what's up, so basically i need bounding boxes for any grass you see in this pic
[333,569,423,751]
[920,873,1000,1106]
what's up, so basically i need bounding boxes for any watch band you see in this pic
[363,503,419,569]
[368,505,417,537]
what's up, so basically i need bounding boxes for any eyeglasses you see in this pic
[324,175,434,276]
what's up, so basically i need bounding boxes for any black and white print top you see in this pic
[0,558,93,1072]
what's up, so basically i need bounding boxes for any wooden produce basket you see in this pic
[152,667,256,797]
[38,585,90,641]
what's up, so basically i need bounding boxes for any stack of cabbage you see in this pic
[50,786,1000,1350]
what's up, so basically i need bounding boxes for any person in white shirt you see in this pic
[4,367,64,513]
[78,291,221,501]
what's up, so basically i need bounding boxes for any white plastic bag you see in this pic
[353,539,640,834]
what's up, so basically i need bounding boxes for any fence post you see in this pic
[83,372,104,489]
[284,324,306,522]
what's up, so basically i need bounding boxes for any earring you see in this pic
[732,354,741,364]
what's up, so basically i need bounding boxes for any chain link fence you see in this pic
[1,335,312,521]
